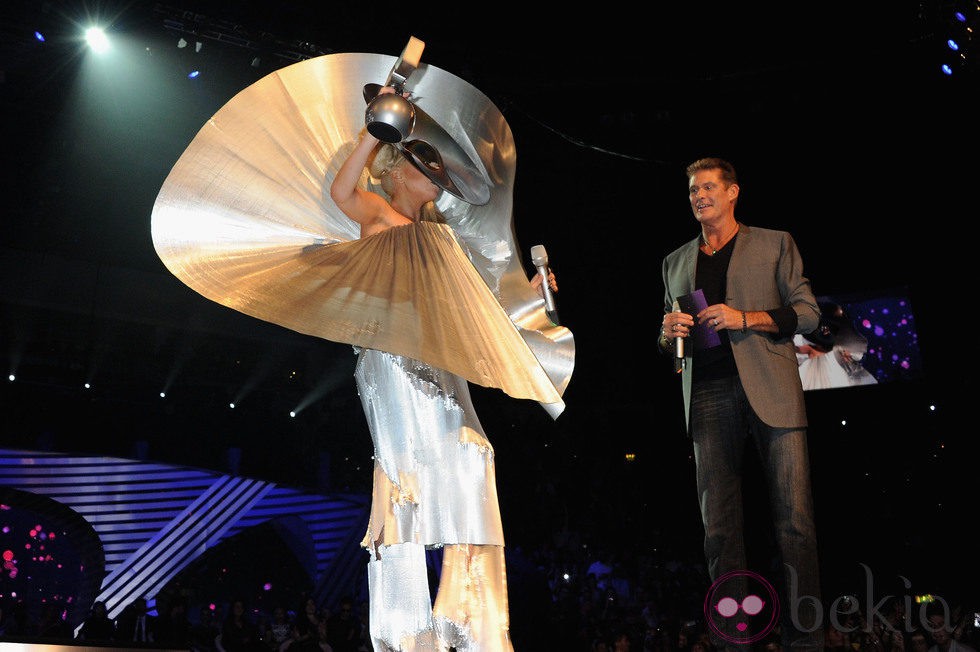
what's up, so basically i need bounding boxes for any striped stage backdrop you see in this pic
[0,448,370,634]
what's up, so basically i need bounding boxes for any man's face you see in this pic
[689,169,737,222]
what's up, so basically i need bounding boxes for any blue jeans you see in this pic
[691,375,823,650]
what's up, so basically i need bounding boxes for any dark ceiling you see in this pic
[1,3,977,595]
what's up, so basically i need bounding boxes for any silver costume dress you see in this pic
[151,49,574,651]
[356,347,509,649]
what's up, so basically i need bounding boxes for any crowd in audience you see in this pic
[1,526,977,651]
[0,591,364,651]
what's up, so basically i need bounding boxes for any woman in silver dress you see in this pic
[152,47,572,651]
[330,86,555,651]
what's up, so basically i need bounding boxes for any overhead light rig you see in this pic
[152,3,332,66]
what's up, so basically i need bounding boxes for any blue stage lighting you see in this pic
[34,31,45,42]
[188,70,200,78]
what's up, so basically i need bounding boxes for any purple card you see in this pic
[677,289,722,351]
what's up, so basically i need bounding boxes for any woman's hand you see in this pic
[795,343,828,359]
[530,270,557,297]
[377,85,411,98]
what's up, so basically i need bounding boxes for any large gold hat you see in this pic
[151,42,574,416]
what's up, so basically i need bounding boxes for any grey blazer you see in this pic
[661,223,820,433]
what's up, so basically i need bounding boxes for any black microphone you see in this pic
[530,244,560,326]
[673,299,685,372]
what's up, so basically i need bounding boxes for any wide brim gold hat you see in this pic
[151,48,573,416]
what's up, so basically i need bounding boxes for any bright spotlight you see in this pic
[7,374,14,382]
[188,70,200,79]
[948,39,960,51]
[34,31,45,42]
[195,41,203,53]
[177,37,187,48]
[85,27,110,54]
[289,411,296,418]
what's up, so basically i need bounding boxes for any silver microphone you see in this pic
[530,244,560,326]
[672,299,685,372]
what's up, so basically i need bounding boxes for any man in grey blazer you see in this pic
[660,157,823,650]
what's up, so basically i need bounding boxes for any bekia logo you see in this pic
[704,569,780,645]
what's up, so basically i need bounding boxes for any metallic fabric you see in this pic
[366,544,438,650]
[150,51,574,416]
[357,348,511,650]
[364,81,492,205]
[365,543,511,651]
[434,544,511,650]
[356,349,503,549]
[151,48,573,651]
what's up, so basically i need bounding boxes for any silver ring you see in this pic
[713,319,718,326]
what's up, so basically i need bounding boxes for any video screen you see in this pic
[795,287,921,391]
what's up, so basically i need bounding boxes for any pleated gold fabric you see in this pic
[151,51,573,415]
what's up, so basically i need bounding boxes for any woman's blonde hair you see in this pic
[369,142,445,223]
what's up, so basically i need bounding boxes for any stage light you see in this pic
[159,391,166,398]
[938,1,976,76]
[289,411,296,418]
[34,31,45,42]
[188,70,200,79]
[195,41,203,53]
[7,374,14,382]
[85,27,110,54]
[229,402,236,409]
[177,37,187,48]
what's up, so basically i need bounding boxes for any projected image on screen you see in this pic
[794,288,921,391]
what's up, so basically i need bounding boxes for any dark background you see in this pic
[1,0,976,609]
